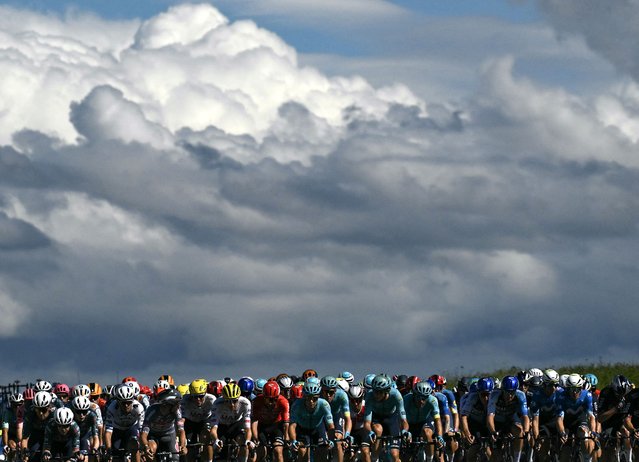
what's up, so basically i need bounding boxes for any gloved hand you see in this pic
[436,436,445,448]
[245,441,256,450]
[326,440,335,450]
[42,450,52,461]
[401,430,412,442]
[368,431,377,443]
[214,439,224,450]
[289,440,300,451]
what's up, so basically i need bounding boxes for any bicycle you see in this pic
[154,451,181,462]
[401,438,440,462]
[532,434,560,462]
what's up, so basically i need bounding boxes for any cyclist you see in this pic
[486,375,529,462]
[42,408,82,462]
[404,382,443,462]
[209,383,252,462]
[555,373,596,462]
[22,391,55,462]
[251,381,289,462]
[363,374,409,462]
[104,384,145,462]
[530,369,560,462]
[288,382,335,462]
[180,379,215,462]
[140,388,186,462]
[597,375,633,462]
[158,376,175,390]
[339,372,355,386]
[70,397,99,460]
[623,385,639,462]
[52,385,71,409]
[345,385,370,462]
[430,374,459,461]
[72,386,103,445]
[2,393,24,462]
[301,371,318,382]
[277,377,293,403]
[461,378,494,462]
[238,378,255,401]
[320,376,351,462]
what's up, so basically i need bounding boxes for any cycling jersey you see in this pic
[142,404,184,435]
[1,405,23,435]
[75,410,99,440]
[251,395,289,425]
[404,393,440,425]
[180,394,216,423]
[104,400,145,432]
[597,386,629,431]
[433,392,451,429]
[441,389,458,415]
[363,389,406,421]
[89,403,103,427]
[487,389,528,423]
[555,389,594,430]
[350,403,366,431]
[43,421,81,452]
[290,398,333,430]
[208,397,251,429]
[529,388,559,425]
[22,406,54,441]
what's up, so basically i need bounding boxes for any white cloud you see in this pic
[0,288,27,336]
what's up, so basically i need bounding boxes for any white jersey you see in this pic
[180,394,216,422]
[105,399,145,432]
[208,397,251,428]
[90,402,104,426]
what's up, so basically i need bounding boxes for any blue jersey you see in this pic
[434,392,451,424]
[555,389,593,429]
[487,389,528,423]
[364,389,407,421]
[441,389,458,415]
[461,392,487,425]
[329,390,350,419]
[291,398,333,430]
[529,388,559,425]
[404,393,440,425]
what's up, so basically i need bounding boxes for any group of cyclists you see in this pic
[1,368,638,462]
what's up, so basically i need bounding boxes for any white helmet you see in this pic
[9,393,24,404]
[54,407,75,425]
[348,384,365,399]
[72,384,91,397]
[125,380,140,396]
[528,368,543,378]
[566,373,584,389]
[154,380,170,392]
[72,396,92,411]
[336,377,350,392]
[542,369,560,385]
[33,391,52,408]
[559,374,570,388]
[115,384,136,401]
[35,380,52,392]
[277,376,293,390]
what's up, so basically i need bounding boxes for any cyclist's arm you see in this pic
[288,422,297,442]
[434,416,443,437]
[486,413,496,435]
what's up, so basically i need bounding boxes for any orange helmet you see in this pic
[88,382,102,397]
[158,375,175,386]
[302,369,318,380]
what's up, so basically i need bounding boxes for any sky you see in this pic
[0,0,638,388]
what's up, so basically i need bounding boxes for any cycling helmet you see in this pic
[54,407,74,425]
[177,384,190,396]
[125,381,140,396]
[190,379,208,395]
[263,381,281,398]
[238,377,255,394]
[254,379,267,393]
[426,378,436,388]
[348,385,365,399]
[501,376,519,392]
[371,375,392,392]
[72,396,92,411]
[559,374,569,388]
[340,371,354,384]
[406,376,421,390]
[336,378,350,392]
[104,385,116,397]
[154,379,171,394]
[35,380,52,392]
[395,375,408,390]
[413,381,433,398]
[121,376,137,383]
[207,380,224,396]
[306,377,320,386]
[9,393,24,404]
[542,369,560,385]
[54,383,70,396]
[457,377,471,394]
[158,375,175,386]
[321,376,338,390]
[469,383,478,393]
[291,384,304,399]
[222,383,241,400]
[34,391,52,408]
[158,388,182,403]
[23,388,35,400]
[429,375,446,388]
[584,373,598,387]
[363,373,376,390]
[115,384,136,401]
[528,368,543,378]
[566,373,584,389]
[302,369,318,380]
[303,382,322,396]
[477,377,495,393]
[612,375,632,396]
[277,376,293,390]
[72,384,91,397]
[529,375,543,387]
[88,382,102,397]
[517,370,532,386]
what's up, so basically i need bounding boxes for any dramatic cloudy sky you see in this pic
[1,0,638,387]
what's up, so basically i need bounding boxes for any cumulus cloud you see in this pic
[0,2,639,384]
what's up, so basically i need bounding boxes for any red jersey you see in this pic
[251,395,289,425]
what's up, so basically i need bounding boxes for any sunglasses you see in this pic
[194,394,206,399]
[351,398,363,403]
[76,410,89,415]
[306,396,319,402]
[324,390,336,396]
[122,401,134,406]
[228,399,239,404]
[58,424,71,429]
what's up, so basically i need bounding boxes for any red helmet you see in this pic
[263,381,280,398]
[54,383,70,395]
[140,385,153,397]
[207,380,224,397]
[429,375,446,387]
[122,376,137,383]
[406,376,421,390]
[291,384,303,399]
[23,388,35,400]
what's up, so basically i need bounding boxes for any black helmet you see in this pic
[158,388,182,403]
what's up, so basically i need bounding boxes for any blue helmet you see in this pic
[303,382,321,396]
[477,377,495,393]
[306,377,320,385]
[363,374,376,390]
[340,371,354,384]
[371,375,392,392]
[502,376,519,391]
[321,376,338,390]
[254,378,267,393]
[584,373,598,387]
[413,382,433,398]
[238,377,254,394]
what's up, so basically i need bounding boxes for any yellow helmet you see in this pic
[177,383,190,396]
[189,379,208,395]
[222,382,241,399]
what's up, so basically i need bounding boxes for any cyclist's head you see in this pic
[189,378,208,396]
[222,383,241,400]
[54,407,74,426]
[263,381,281,399]
[612,375,632,397]
[72,384,91,398]
[501,376,519,393]
[302,369,318,380]
[371,374,392,393]
[413,382,433,399]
